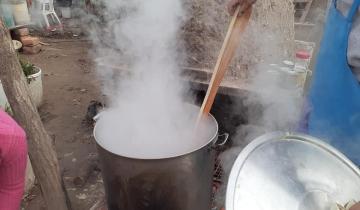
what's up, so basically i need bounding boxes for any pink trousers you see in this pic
[0,110,27,210]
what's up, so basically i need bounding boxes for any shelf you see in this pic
[8,22,35,30]
[294,0,314,23]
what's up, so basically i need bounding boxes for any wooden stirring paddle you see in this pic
[197,5,253,124]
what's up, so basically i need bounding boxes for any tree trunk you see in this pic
[183,0,295,77]
[237,0,295,65]
[0,22,69,210]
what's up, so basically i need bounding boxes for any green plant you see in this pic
[4,103,12,116]
[20,60,37,77]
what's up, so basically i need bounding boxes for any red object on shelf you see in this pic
[296,50,310,59]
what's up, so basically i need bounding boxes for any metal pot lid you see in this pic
[226,132,360,210]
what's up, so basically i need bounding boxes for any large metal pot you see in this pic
[94,112,225,210]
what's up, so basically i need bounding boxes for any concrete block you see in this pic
[16,28,29,36]
[22,44,42,54]
[20,36,40,47]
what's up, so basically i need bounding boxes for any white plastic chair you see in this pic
[34,0,62,30]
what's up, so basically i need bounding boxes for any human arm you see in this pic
[26,0,32,7]
[350,203,360,210]
[227,0,257,15]
[0,111,27,210]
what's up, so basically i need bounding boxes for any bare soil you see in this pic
[21,38,106,210]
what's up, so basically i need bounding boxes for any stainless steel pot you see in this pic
[94,113,226,210]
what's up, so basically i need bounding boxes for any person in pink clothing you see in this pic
[0,109,27,210]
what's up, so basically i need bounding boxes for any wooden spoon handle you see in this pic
[197,7,252,122]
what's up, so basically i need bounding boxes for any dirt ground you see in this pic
[20,38,106,210]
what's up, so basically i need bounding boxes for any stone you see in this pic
[73,176,85,187]
[17,28,29,36]
[76,193,87,200]
[20,36,40,47]
[22,44,42,54]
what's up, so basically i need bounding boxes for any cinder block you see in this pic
[17,28,29,36]
[20,36,40,47]
[22,44,42,54]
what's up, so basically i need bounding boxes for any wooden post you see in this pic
[0,22,69,210]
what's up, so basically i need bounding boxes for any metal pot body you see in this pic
[95,116,219,210]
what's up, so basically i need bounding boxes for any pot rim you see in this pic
[93,111,219,160]
[27,66,41,79]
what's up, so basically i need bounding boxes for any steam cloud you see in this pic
[215,18,305,206]
[90,0,214,159]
